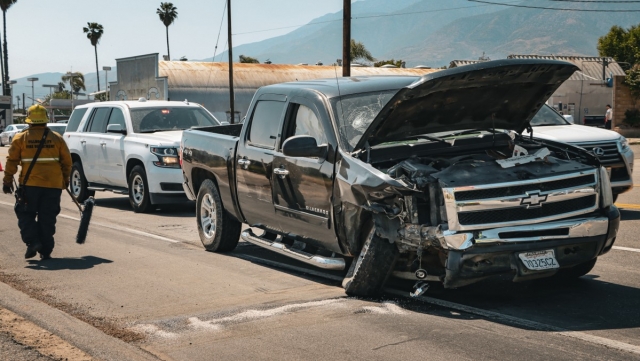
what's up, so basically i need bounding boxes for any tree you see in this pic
[0,0,16,96]
[157,2,178,60]
[83,22,103,92]
[373,59,404,68]
[239,55,259,63]
[350,39,375,63]
[61,72,86,98]
[597,24,640,67]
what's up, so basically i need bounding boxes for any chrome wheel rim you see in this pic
[71,169,82,196]
[132,175,145,204]
[200,193,217,239]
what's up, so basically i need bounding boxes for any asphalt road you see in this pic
[0,144,640,360]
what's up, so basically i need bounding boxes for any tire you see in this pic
[196,179,241,252]
[70,161,95,202]
[342,227,399,297]
[556,258,597,280]
[128,165,153,213]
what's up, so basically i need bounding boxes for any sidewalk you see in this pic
[628,138,640,145]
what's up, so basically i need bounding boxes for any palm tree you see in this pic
[350,39,375,64]
[0,0,16,96]
[83,22,104,92]
[61,72,86,99]
[157,2,178,60]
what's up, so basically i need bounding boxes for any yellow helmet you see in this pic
[26,104,48,124]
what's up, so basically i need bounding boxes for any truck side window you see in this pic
[66,108,88,132]
[107,108,126,129]
[248,100,285,149]
[290,104,327,145]
[87,108,112,133]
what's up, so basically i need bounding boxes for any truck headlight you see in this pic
[600,166,614,208]
[619,136,630,152]
[150,147,180,168]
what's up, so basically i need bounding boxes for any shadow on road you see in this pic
[619,209,640,221]
[92,196,195,217]
[25,256,113,271]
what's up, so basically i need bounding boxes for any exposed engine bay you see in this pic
[356,132,602,286]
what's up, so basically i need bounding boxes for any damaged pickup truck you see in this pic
[180,59,620,297]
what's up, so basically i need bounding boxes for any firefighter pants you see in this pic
[14,186,62,256]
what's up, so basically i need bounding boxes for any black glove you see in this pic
[2,183,13,194]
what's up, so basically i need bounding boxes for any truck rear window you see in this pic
[131,107,220,133]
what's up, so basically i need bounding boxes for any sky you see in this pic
[8,0,346,79]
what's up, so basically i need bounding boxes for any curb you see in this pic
[0,282,159,361]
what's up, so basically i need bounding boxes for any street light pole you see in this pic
[103,66,111,100]
[65,72,81,110]
[27,77,38,106]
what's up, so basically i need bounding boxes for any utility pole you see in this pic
[227,0,235,124]
[342,0,351,77]
[602,57,609,81]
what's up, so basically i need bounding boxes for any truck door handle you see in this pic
[274,167,289,178]
[238,158,251,169]
[80,140,86,145]
[100,141,107,146]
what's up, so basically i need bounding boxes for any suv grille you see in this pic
[455,174,595,201]
[572,141,622,166]
[458,195,596,225]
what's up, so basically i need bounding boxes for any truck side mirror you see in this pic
[282,135,326,158]
[107,124,127,135]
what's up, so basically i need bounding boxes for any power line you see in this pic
[549,0,640,3]
[232,1,521,36]
[468,0,640,11]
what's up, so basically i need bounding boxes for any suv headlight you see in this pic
[599,166,614,208]
[150,146,180,168]
[619,136,630,152]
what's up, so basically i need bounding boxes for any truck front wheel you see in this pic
[342,227,399,297]
[196,179,241,252]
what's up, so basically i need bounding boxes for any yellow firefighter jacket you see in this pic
[3,125,72,189]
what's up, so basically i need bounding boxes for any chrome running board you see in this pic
[241,229,346,271]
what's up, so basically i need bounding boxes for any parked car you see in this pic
[47,123,67,136]
[64,99,220,212]
[583,115,606,127]
[524,105,633,202]
[181,59,619,296]
[0,124,27,146]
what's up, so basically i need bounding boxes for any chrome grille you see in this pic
[572,141,622,166]
[443,171,599,231]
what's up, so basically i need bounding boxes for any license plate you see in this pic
[518,250,559,271]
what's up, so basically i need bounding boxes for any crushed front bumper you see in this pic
[443,206,620,288]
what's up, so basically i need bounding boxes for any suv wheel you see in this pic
[196,179,241,252]
[128,165,153,213]
[70,161,95,202]
[342,227,399,297]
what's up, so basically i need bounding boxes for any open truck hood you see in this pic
[354,59,578,151]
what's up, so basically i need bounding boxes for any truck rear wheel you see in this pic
[70,161,95,202]
[342,227,399,297]
[196,179,241,252]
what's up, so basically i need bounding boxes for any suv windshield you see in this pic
[331,90,398,151]
[130,106,219,133]
[530,104,569,126]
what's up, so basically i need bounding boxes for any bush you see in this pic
[624,108,640,127]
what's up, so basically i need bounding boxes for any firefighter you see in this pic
[2,105,72,260]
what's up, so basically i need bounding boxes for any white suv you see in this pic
[64,99,220,212]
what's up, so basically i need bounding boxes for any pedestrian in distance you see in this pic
[605,104,613,130]
[2,105,73,260]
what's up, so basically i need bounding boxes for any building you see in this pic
[109,53,439,122]
[450,55,626,124]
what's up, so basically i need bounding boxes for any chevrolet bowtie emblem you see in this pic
[521,192,547,208]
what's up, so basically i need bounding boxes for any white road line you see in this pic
[0,200,180,244]
[612,246,640,253]
[384,289,640,356]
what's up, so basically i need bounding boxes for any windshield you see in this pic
[15,125,26,130]
[130,106,220,133]
[530,104,569,126]
[331,90,398,151]
[47,125,67,135]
